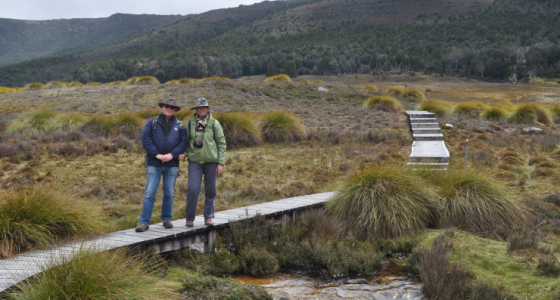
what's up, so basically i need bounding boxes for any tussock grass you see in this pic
[165,80,179,84]
[179,78,197,83]
[418,99,451,116]
[547,104,560,123]
[174,110,194,121]
[353,84,378,91]
[48,113,87,132]
[202,76,230,81]
[481,106,508,121]
[312,79,324,83]
[363,96,402,112]
[509,103,552,125]
[299,79,311,83]
[25,82,45,91]
[7,109,57,135]
[45,81,65,89]
[81,115,117,137]
[386,87,406,96]
[106,80,126,85]
[259,110,306,143]
[66,81,84,87]
[420,168,525,236]
[10,246,176,300]
[0,185,106,258]
[86,82,101,86]
[115,113,143,139]
[452,101,490,118]
[213,112,262,149]
[326,165,438,240]
[0,86,20,94]
[128,76,160,85]
[403,89,425,101]
[135,108,161,119]
[264,74,291,82]
[495,101,517,113]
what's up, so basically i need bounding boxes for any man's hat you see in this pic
[158,98,181,111]
[190,98,210,110]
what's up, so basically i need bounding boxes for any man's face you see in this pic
[162,104,176,117]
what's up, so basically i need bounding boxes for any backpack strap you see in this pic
[213,124,219,164]
[152,117,157,130]
[187,119,192,140]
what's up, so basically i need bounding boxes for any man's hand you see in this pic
[162,153,173,162]
[156,154,165,162]
[179,154,185,161]
[216,165,223,175]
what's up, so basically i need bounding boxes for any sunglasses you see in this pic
[163,105,176,110]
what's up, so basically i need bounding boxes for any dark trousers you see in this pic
[186,162,217,221]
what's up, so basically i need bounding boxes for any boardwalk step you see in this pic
[405,111,435,118]
[409,118,437,124]
[411,123,439,128]
[412,128,441,134]
[413,133,444,141]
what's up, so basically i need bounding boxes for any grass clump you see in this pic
[265,74,291,82]
[421,168,525,236]
[312,79,324,83]
[509,103,552,125]
[0,185,106,258]
[326,165,437,240]
[86,82,101,86]
[452,101,489,118]
[299,79,311,83]
[418,99,451,116]
[174,110,194,122]
[547,104,560,123]
[259,110,306,143]
[202,76,230,81]
[66,81,84,87]
[45,81,65,89]
[10,247,176,300]
[213,112,262,149]
[25,82,45,91]
[7,109,57,135]
[116,113,143,139]
[48,113,87,132]
[481,106,508,121]
[363,96,402,112]
[80,115,117,137]
[181,272,271,300]
[403,89,425,101]
[135,108,162,119]
[106,80,126,85]
[0,86,20,94]
[386,87,406,96]
[165,79,179,84]
[128,76,160,85]
[179,78,197,83]
[353,84,378,92]
[535,255,560,277]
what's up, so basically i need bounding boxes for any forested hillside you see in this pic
[1,0,560,87]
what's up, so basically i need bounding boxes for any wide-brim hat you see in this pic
[158,98,181,111]
[191,98,209,110]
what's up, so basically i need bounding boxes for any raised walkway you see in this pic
[0,192,335,295]
[405,111,450,170]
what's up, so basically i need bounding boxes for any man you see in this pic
[136,98,188,232]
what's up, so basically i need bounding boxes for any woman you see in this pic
[179,98,226,227]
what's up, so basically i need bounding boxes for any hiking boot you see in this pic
[186,220,194,227]
[204,219,214,226]
[135,223,149,232]
[163,220,173,228]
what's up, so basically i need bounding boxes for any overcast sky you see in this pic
[0,0,265,20]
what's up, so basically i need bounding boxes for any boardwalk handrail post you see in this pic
[204,230,216,253]
[464,139,469,171]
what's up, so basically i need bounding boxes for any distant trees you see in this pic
[265,61,277,77]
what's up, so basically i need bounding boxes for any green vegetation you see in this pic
[86,82,101,86]
[25,82,45,91]
[66,81,84,87]
[353,84,377,92]
[418,99,451,116]
[509,103,552,125]
[0,185,106,258]
[7,109,57,135]
[45,81,65,89]
[452,101,489,118]
[547,104,560,123]
[327,165,437,240]
[48,113,87,132]
[180,271,271,300]
[165,79,179,84]
[402,89,426,101]
[363,96,402,112]
[264,74,291,82]
[128,76,160,85]
[213,112,261,149]
[10,247,178,300]
[0,86,19,94]
[481,106,508,121]
[259,110,306,143]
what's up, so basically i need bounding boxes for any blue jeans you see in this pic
[139,166,178,224]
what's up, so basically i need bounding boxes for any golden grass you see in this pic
[418,99,451,116]
[86,82,101,86]
[353,84,378,92]
[165,80,179,84]
[312,79,325,83]
[299,79,311,83]
[7,109,57,135]
[265,74,291,82]
[25,82,45,91]
[106,81,126,85]
[202,76,230,81]
[0,86,20,94]
[45,81,65,89]
[509,103,552,125]
[127,76,160,85]
[66,81,84,87]
[259,110,306,143]
[452,101,490,118]
[213,111,262,149]
[179,78,198,83]
[363,96,402,112]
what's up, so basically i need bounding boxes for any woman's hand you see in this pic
[216,165,223,175]
[179,154,185,161]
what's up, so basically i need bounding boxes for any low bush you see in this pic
[179,78,197,83]
[0,86,19,94]
[128,76,160,85]
[213,111,262,149]
[418,99,451,116]
[45,81,65,89]
[7,109,57,135]
[265,74,291,82]
[0,185,106,258]
[260,110,306,143]
[386,87,406,96]
[509,103,552,125]
[48,113,87,132]
[106,80,126,85]
[165,80,179,84]
[312,79,325,83]
[326,165,438,240]
[536,255,560,277]
[403,89,426,101]
[481,106,508,121]
[10,247,176,300]
[66,81,84,87]
[507,231,542,253]
[452,101,489,118]
[363,96,402,112]
[86,82,101,86]
[421,168,525,236]
[299,79,311,83]
[25,82,45,91]
[80,115,117,137]
[181,272,271,300]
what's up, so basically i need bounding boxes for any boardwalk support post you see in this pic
[292,211,296,223]
[282,214,288,228]
[205,230,216,253]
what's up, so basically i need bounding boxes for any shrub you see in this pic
[509,103,552,125]
[264,74,291,82]
[116,113,143,139]
[0,185,106,258]
[106,80,126,85]
[421,168,525,236]
[136,108,162,119]
[165,80,179,84]
[48,113,87,132]
[80,115,117,137]
[481,107,508,121]
[7,109,57,135]
[174,109,194,122]
[25,82,45,91]
[0,86,18,94]
[363,96,402,112]
[326,165,438,240]
[45,81,65,89]
[10,247,175,300]
[179,78,197,83]
[418,99,451,116]
[312,79,325,83]
[547,104,560,123]
[536,255,560,277]
[213,112,261,149]
[237,246,279,276]
[452,101,489,118]
[259,110,306,143]
[86,82,101,86]
[403,89,426,101]
[386,87,406,96]
[181,272,271,300]
[299,79,311,83]
[66,81,84,87]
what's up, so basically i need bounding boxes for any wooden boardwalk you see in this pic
[0,192,335,295]
[405,110,450,170]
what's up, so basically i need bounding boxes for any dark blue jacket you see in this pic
[141,114,188,168]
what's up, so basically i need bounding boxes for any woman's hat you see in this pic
[158,98,181,111]
[191,98,209,110]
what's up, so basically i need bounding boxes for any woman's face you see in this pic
[197,107,208,116]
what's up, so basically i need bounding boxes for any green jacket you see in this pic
[185,114,227,166]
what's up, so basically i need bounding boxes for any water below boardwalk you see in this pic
[232,262,423,300]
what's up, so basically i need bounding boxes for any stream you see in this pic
[232,262,423,300]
